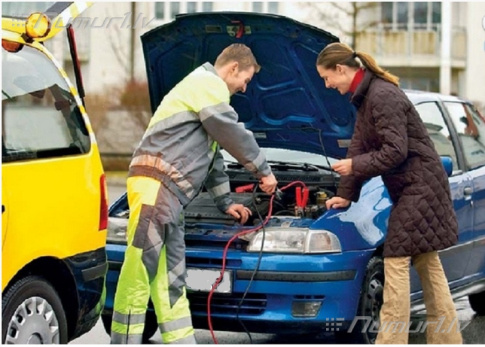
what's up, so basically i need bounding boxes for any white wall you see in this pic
[464,2,485,107]
[81,3,142,89]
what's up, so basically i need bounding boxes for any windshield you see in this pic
[2,44,90,162]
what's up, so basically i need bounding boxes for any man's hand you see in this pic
[225,204,252,224]
[325,196,351,210]
[331,159,353,176]
[259,173,278,194]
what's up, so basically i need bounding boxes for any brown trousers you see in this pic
[375,251,463,344]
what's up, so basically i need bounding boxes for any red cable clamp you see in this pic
[235,183,255,193]
[296,187,309,208]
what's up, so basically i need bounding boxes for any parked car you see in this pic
[2,3,108,344]
[101,12,485,344]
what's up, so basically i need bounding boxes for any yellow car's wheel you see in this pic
[2,276,68,344]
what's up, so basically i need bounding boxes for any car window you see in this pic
[414,101,458,170]
[445,101,485,170]
[2,45,90,163]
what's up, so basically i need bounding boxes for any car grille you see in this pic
[188,292,267,316]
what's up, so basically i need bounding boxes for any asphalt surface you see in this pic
[69,177,484,344]
[71,296,484,344]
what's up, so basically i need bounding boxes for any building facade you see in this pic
[302,1,485,108]
[43,1,484,110]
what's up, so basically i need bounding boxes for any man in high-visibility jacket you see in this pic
[111,43,278,344]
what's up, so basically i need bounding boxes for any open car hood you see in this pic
[141,12,355,158]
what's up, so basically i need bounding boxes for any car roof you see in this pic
[404,89,469,105]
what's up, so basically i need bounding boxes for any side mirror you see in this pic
[441,156,453,177]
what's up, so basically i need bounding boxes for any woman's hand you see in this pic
[225,204,252,224]
[325,196,351,210]
[331,159,353,176]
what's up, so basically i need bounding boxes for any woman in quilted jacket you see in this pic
[316,42,462,344]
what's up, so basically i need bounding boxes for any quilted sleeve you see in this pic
[352,88,408,178]
[337,112,367,201]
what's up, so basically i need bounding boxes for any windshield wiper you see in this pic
[268,161,319,172]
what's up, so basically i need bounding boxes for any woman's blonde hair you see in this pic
[316,42,399,87]
[215,43,261,73]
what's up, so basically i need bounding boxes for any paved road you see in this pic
[71,296,484,344]
[70,179,484,344]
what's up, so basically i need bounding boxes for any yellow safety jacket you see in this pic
[129,62,271,211]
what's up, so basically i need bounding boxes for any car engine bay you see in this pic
[185,161,339,227]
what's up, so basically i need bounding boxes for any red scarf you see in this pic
[349,68,364,94]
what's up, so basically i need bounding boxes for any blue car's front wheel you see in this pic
[337,256,384,344]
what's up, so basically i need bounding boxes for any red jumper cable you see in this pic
[207,181,307,344]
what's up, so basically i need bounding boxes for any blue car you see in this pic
[102,12,485,343]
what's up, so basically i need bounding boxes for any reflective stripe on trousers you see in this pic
[111,176,195,344]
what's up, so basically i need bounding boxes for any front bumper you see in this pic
[104,243,373,334]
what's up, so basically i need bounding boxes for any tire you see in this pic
[337,256,384,344]
[101,309,158,342]
[468,290,485,315]
[2,276,68,344]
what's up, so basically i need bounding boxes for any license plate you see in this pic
[186,268,232,293]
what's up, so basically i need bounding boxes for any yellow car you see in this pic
[2,3,108,343]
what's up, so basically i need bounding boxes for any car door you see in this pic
[410,100,472,292]
[1,178,8,247]
[443,101,485,278]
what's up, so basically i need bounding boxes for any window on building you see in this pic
[252,2,263,12]
[400,77,439,93]
[252,1,279,13]
[381,2,441,30]
[268,2,279,13]
[170,2,180,18]
[432,2,441,24]
[382,2,393,24]
[202,2,213,12]
[155,3,164,19]
[414,2,428,26]
[156,2,214,20]
[396,2,408,29]
[187,2,197,13]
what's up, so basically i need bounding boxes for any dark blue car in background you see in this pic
[102,12,485,344]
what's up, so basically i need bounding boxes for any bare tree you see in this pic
[103,2,151,130]
[301,2,380,49]
[105,6,131,82]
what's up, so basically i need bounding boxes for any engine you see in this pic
[184,161,339,226]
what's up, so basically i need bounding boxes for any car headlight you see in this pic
[107,217,128,244]
[246,228,341,254]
